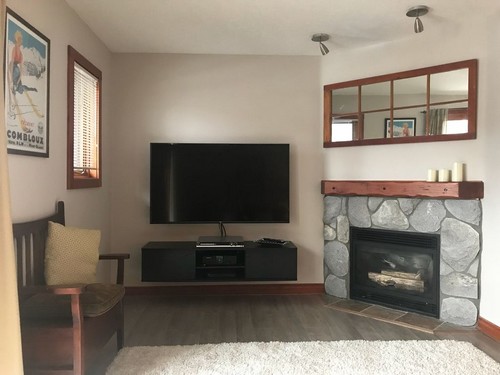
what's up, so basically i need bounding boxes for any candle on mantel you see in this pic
[438,169,450,182]
[427,169,437,182]
[452,162,464,182]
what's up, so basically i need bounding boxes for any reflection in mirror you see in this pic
[394,76,426,108]
[393,108,425,136]
[430,69,468,102]
[427,69,469,135]
[331,87,360,142]
[445,108,468,134]
[361,82,390,112]
[428,104,468,135]
[331,115,360,142]
[365,111,390,139]
[323,59,477,147]
[332,87,358,114]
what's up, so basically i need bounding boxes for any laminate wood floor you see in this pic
[92,294,500,374]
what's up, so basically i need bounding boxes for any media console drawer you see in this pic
[141,241,297,282]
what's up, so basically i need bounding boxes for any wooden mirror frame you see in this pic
[323,59,478,148]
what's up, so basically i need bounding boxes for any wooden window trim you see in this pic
[447,107,468,121]
[67,46,102,189]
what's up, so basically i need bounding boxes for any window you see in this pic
[444,108,468,135]
[331,115,362,142]
[332,120,355,142]
[67,46,102,189]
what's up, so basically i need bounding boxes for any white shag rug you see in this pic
[106,340,500,375]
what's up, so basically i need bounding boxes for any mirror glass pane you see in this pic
[364,111,390,140]
[428,103,468,135]
[361,82,390,112]
[394,76,427,108]
[392,108,426,136]
[332,87,358,114]
[331,115,360,142]
[430,69,468,103]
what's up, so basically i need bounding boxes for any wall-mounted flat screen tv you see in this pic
[150,143,290,224]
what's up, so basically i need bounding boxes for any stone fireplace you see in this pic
[323,195,482,326]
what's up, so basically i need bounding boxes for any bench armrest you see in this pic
[19,285,85,296]
[99,253,130,285]
[99,253,130,260]
[19,285,85,330]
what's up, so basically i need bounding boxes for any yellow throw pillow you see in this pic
[45,221,101,285]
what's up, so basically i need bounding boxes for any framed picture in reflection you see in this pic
[385,118,416,138]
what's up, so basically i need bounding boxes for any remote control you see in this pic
[256,237,288,246]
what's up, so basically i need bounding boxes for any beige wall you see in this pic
[109,54,324,284]
[5,1,500,328]
[320,10,500,326]
[7,0,112,255]
[6,1,323,289]
[479,9,500,328]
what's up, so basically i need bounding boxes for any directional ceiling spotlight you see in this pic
[406,5,429,33]
[311,33,330,55]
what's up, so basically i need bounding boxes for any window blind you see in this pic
[73,62,99,176]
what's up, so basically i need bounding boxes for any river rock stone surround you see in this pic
[323,196,482,326]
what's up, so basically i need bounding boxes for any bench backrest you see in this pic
[12,201,65,288]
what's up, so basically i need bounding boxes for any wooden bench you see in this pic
[13,201,130,375]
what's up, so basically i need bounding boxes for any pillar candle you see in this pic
[452,162,464,182]
[426,169,437,182]
[438,169,450,182]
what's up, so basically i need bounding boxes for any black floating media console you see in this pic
[142,241,297,282]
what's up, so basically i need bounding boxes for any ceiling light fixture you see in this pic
[311,33,330,55]
[406,5,429,33]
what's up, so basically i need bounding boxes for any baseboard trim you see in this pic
[126,283,324,296]
[478,316,500,341]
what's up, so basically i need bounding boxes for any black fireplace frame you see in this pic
[350,227,440,318]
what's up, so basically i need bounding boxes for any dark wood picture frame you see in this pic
[385,118,416,138]
[4,7,50,157]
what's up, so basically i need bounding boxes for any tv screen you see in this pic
[150,143,290,224]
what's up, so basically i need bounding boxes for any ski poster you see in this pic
[4,8,50,157]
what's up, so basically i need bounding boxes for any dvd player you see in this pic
[196,242,244,247]
[196,235,244,248]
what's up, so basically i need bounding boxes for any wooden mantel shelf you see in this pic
[321,180,484,199]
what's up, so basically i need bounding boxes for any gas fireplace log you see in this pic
[368,272,424,292]
[381,270,422,280]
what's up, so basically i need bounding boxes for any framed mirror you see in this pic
[323,59,477,147]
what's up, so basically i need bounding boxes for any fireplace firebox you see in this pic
[350,227,440,317]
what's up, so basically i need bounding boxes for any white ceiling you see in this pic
[64,0,498,56]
